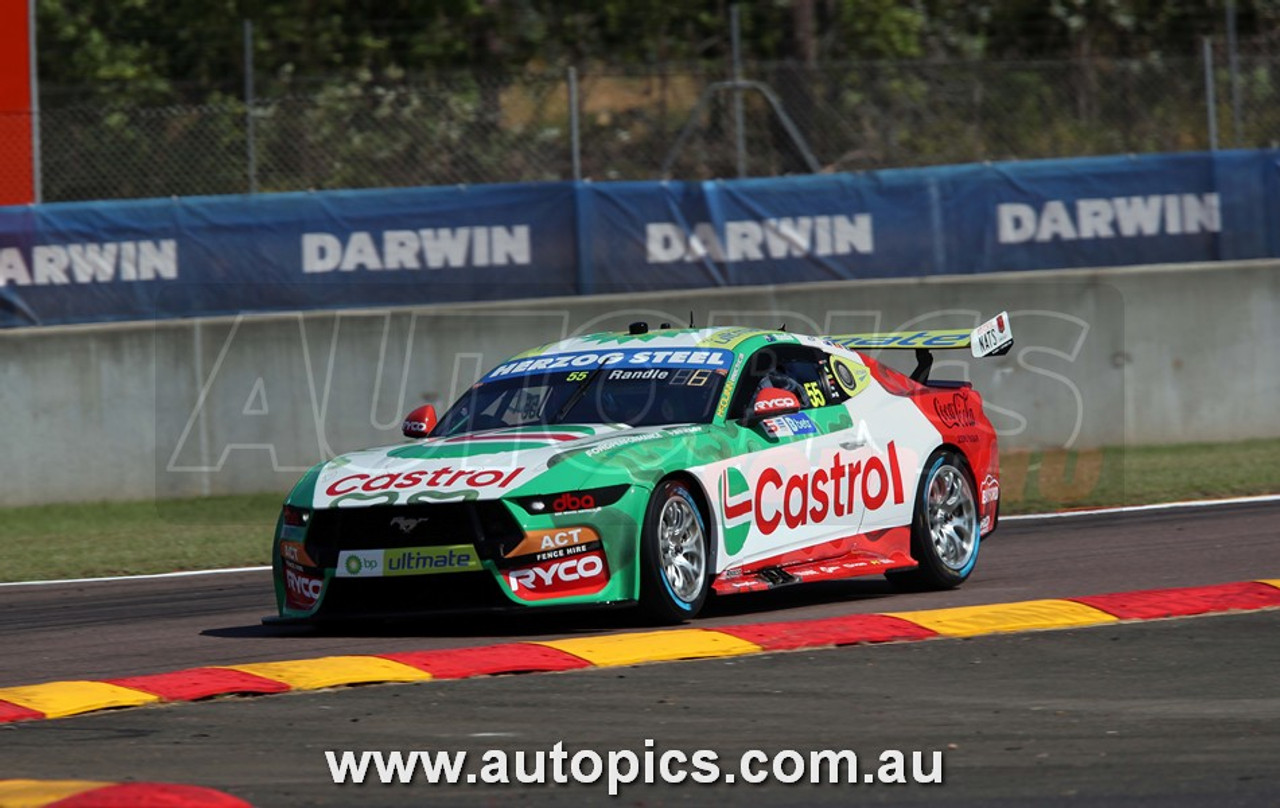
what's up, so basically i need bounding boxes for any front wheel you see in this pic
[638,479,711,623]
[888,450,980,591]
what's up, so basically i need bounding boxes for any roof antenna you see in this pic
[689,310,695,328]
[779,322,787,332]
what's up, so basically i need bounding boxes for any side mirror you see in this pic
[742,388,802,426]
[402,404,438,439]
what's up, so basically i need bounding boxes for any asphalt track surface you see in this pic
[1,501,1278,806]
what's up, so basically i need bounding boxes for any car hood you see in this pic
[311,423,699,508]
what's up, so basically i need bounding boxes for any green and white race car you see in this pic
[271,316,1012,623]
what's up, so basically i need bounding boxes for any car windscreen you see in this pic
[435,348,733,434]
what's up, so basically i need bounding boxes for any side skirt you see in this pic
[712,527,916,595]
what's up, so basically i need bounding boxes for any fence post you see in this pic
[1203,37,1218,152]
[730,4,746,178]
[568,66,581,182]
[28,0,40,203]
[243,19,258,194]
[1226,0,1242,146]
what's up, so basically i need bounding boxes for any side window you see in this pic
[727,345,846,418]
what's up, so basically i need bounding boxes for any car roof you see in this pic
[513,326,789,358]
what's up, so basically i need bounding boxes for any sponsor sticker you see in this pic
[341,552,381,577]
[279,540,317,567]
[829,356,870,398]
[698,328,762,349]
[835,331,969,349]
[583,425,702,457]
[933,391,978,429]
[715,352,748,419]
[717,440,908,542]
[484,348,734,381]
[324,466,526,498]
[505,550,610,601]
[335,545,480,578]
[982,474,1001,506]
[503,526,601,563]
[762,413,819,438]
[284,563,323,610]
[753,390,801,416]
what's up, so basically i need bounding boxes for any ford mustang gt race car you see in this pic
[270,314,1013,623]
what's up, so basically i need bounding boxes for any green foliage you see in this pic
[30,1,1280,198]
[42,0,1228,99]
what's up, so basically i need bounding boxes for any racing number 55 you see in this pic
[803,381,826,407]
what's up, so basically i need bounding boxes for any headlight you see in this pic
[281,504,311,527]
[511,484,629,515]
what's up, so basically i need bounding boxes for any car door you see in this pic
[717,342,868,565]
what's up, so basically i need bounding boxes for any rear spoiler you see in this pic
[827,312,1013,382]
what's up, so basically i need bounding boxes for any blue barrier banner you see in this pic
[1,150,1277,328]
[0,183,579,327]
[579,172,941,293]
[942,151,1252,272]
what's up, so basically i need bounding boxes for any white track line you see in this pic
[1001,493,1280,522]
[0,565,270,588]
[2,494,1277,589]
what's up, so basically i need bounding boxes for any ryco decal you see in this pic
[285,565,323,610]
[753,391,801,415]
[506,550,610,601]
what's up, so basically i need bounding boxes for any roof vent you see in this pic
[628,321,649,335]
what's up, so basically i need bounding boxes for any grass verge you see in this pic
[0,494,282,584]
[1,438,1276,583]
[1000,438,1280,514]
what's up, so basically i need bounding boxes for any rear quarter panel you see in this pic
[863,357,1000,536]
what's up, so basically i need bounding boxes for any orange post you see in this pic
[0,0,35,205]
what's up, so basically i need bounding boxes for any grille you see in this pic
[304,501,523,569]
[317,572,513,617]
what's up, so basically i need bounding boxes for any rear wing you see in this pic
[827,312,1013,382]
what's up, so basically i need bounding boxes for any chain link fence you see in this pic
[31,41,1280,203]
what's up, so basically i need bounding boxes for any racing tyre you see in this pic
[888,449,980,591]
[639,479,711,623]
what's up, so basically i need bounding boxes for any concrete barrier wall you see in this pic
[2,260,1277,507]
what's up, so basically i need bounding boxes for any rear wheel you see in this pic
[888,449,980,590]
[639,479,711,623]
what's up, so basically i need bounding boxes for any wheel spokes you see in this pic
[657,495,706,602]
[925,465,978,572]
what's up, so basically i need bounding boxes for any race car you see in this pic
[270,313,1013,623]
